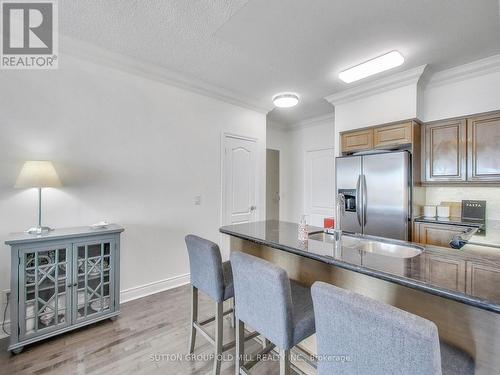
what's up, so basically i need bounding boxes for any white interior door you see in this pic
[304,148,335,227]
[223,135,258,226]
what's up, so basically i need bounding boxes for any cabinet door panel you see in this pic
[341,129,373,153]
[19,245,72,340]
[425,254,466,292]
[73,239,115,323]
[423,120,466,182]
[467,113,500,181]
[374,122,412,148]
[414,223,471,248]
[466,261,500,301]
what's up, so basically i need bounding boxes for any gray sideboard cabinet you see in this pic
[5,225,124,353]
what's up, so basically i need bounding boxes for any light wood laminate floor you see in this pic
[0,284,283,375]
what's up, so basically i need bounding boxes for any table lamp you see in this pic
[15,161,62,235]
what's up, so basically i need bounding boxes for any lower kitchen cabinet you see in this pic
[413,222,472,248]
[5,225,124,354]
[466,261,500,301]
[424,253,466,292]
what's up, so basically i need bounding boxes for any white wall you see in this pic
[422,69,500,122]
[267,117,335,225]
[334,83,419,157]
[0,51,266,326]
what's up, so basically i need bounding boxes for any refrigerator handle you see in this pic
[362,174,367,225]
[356,175,362,226]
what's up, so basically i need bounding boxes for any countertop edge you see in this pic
[220,226,500,314]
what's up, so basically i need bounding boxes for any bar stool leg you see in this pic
[230,298,235,328]
[279,349,291,375]
[188,285,198,354]
[213,302,223,375]
[235,319,245,375]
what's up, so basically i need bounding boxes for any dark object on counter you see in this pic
[449,227,479,249]
[462,200,486,222]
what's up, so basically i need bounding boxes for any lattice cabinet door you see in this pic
[73,238,115,323]
[18,244,72,340]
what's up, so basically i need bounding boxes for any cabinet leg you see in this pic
[11,347,24,355]
[110,316,118,321]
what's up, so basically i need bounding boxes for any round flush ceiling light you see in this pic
[272,93,299,108]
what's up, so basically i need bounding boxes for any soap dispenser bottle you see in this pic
[298,214,309,241]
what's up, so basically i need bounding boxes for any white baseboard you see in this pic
[0,274,190,339]
[120,273,190,304]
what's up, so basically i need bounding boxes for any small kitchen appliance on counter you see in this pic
[462,200,486,223]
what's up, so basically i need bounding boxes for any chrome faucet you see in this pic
[325,193,345,252]
[335,193,345,232]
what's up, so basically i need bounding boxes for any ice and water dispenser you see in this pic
[338,189,357,212]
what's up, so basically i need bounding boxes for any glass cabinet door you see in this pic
[74,239,114,323]
[19,246,72,339]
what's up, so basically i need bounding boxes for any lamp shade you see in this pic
[15,161,62,188]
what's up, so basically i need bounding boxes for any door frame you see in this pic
[220,132,260,257]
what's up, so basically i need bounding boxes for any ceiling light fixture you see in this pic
[339,51,405,83]
[272,93,299,108]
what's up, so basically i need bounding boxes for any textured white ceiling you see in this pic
[60,0,500,125]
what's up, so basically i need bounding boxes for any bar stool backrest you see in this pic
[311,281,442,375]
[185,235,225,303]
[230,251,294,349]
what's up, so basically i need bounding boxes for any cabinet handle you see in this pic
[73,283,78,287]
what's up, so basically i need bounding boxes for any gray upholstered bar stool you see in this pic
[230,251,316,375]
[185,235,236,375]
[311,281,475,375]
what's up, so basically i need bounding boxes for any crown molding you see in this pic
[289,113,335,130]
[60,35,273,114]
[267,120,288,131]
[325,65,427,106]
[423,53,500,89]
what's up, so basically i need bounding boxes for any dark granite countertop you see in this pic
[220,220,500,314]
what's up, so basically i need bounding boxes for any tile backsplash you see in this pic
[425,186,500,220]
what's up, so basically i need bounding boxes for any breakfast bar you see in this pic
[221,220,500,375]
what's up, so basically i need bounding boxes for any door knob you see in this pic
[250,205,257,211]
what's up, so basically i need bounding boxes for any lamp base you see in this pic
[25,226,53,235]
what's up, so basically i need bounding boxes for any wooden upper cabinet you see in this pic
[467,113,500,182]
[374,122,413,148]
[341,129,373,153]
[423,119,467,182]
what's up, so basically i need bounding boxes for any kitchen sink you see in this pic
[308,231,424,259]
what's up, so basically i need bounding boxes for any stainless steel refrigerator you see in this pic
[336,150,411,241]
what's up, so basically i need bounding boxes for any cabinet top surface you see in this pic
[5,224,124,245]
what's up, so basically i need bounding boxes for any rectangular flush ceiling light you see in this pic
[339,51,405,83]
